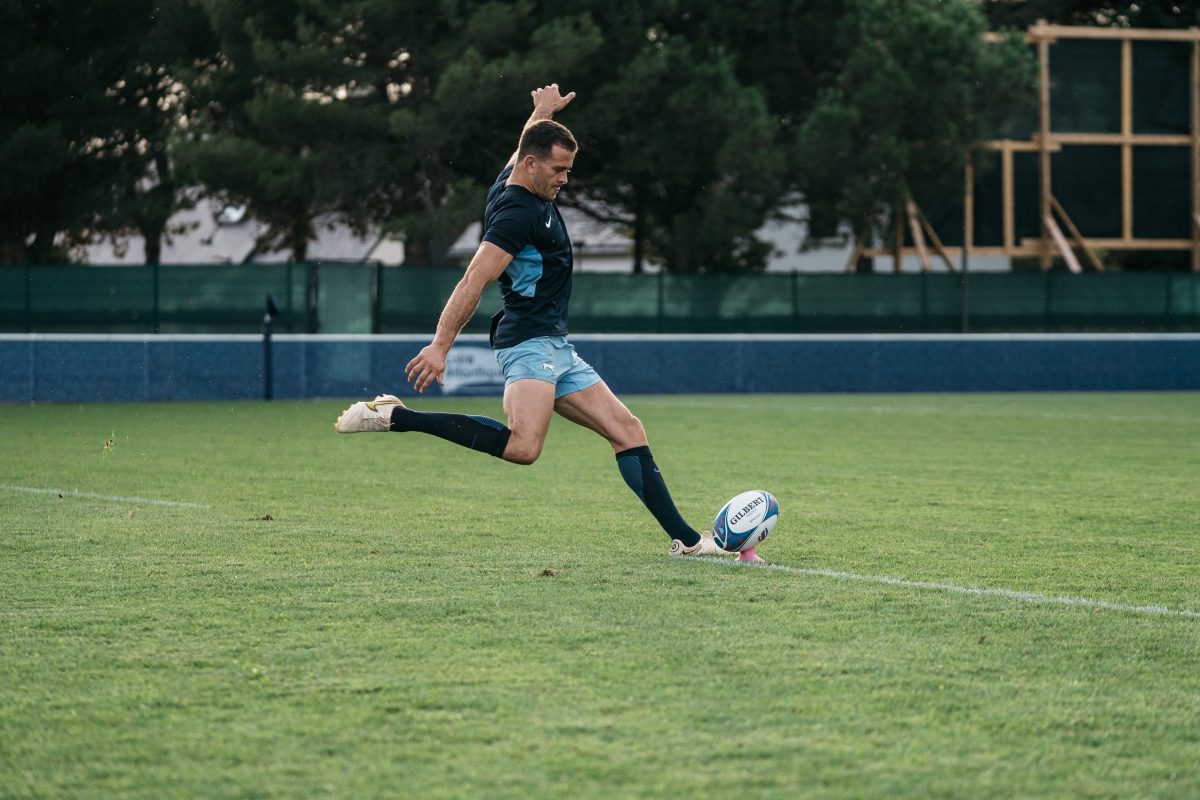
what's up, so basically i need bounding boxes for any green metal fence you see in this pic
[2,263,1198,334]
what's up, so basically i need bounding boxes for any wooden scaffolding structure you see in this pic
[857,21,1200,273]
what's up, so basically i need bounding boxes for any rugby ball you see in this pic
[712,490,779,552]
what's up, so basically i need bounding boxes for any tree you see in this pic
[467,0,787,274]
[574,37,784,273]
[177,0,604,264]
[104,2,217,264]
[790,0,1034,244]
[0,1,215,265]
[0,0,143,262]
[176,0,390,262]
[348,0,605,264]
[0,0,1038,272]
[688,0,862,239]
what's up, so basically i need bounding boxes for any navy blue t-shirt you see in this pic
[482,165,573,349]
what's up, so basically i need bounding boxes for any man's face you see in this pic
[528,145,575,201]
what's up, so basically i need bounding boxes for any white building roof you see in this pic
[83,196,404,266]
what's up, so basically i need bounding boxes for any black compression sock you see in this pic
[390,407,511,458]
[615,446,701,547]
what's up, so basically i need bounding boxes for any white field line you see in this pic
[0,483,210,510]
[705,559,1200,620]
[633,397,1200,426]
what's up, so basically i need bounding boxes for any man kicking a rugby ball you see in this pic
[336,83,760,561]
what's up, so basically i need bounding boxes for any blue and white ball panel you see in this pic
[713,490,779,552]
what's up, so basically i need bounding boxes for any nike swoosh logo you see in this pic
[544,215,552,228]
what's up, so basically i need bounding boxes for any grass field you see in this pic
[2,392,1198,799]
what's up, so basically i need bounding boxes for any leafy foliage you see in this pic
[983,0,1200,30]
[0,0,141,262]
[174,0,387,261]
[0,1,215,264]
[794,0,1034,241]
[4,0,1035,268]
[576,39,784,272]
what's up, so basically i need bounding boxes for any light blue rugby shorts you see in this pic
[494,335,602,398]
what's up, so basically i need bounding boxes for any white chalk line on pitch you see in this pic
[703,559,1200,620]
[0,483,210,510]
[638,397,1200,426]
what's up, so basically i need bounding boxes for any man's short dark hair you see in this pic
[517,119,578,160]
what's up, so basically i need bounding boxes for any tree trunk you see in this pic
[143,234,162,265]
[406,155,453,266]
[29,221,56,264]
[140,151,173,266]
[0,238,27,264]
[404,235,431,266]
[291,217,309,263]
[669,213,694,273]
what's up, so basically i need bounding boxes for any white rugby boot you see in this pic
[668,531,734,557]
[334,394,406,433]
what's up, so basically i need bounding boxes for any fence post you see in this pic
[24,262,31,333]
[1044,271,1054,332]
[305,262,319,333]
[791,269,800,332]
[959,248,970,333]
[656,268,665,333]
[152,261,161,334]
[262,294,279,400]
[1163,273,1174,331]
[284,262,293,333]
[371,261,382,334]
[919,272,929,330]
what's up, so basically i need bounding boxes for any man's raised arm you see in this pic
[505,83,576,168]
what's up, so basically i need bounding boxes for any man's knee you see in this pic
[628,412,648,438]
[613,413,647,450]
[503,437,544,465]
[627,413,646,441]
